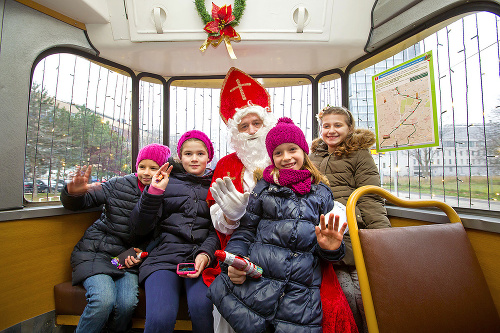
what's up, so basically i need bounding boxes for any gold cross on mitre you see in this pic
[230,79,251,100]
[226,172,236,180]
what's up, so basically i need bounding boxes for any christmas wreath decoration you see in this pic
[195,0,246,59]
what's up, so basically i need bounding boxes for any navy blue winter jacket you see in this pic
[61,174,149,285]
[208,179,345,333]
[129,160,220,283]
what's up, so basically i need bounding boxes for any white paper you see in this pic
[321,201,349,235]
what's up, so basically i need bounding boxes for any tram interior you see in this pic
[0,0,499,332]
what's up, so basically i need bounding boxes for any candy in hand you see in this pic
[156,174,164,183]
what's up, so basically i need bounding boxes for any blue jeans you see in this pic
[76,272,139,333]
[144,269,214,333]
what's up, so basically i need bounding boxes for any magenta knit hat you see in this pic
[136,143,171,169]
[266,117,309,159]
[177,130,214,162]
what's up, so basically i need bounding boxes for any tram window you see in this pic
[318,74,342,109]
[25,53,132,203]
[349,11,500,211]
[169,85,224,167]
[169,79,314,167]
[139,77,164,150]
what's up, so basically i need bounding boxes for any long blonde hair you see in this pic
[316,106,356,156]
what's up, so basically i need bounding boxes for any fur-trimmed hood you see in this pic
[311,128,376,154]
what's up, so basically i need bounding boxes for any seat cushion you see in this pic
[54,281,190,321]
[54,282,90,316]
[359,223,500,333]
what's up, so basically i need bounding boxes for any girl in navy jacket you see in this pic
[208,118,349,333]
[62,143,171,333]
[130,130,219,333]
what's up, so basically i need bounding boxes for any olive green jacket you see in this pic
[310,129,391,265]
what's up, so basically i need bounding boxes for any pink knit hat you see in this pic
[266,117,309,159]
[136,143,171,169]
[177,130,214,162]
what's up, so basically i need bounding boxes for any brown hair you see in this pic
[316,106,357,156]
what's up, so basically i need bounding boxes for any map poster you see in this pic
[372,51,439,152]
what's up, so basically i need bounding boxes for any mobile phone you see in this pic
[117,247,138,265]
[177,263,197,275]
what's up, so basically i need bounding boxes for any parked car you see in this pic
[49,179,68,193]
[23,180,49,193]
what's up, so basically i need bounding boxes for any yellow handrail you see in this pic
[346,185,461,333]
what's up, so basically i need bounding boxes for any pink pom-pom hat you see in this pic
[265,117,309,159]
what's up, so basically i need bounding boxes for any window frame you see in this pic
[24,47,137,207]
[340,4,500,215]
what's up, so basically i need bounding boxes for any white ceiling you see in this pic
[33,0,376,77]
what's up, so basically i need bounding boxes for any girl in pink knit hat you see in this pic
[130,130,218,333]
[208,118,358,333]
[61,143,171,333]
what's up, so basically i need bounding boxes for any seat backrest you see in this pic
[359,223,500,333]
[347,185,500,333]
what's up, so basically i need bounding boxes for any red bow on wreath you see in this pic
[200,3,241,59]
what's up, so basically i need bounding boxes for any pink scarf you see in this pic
[263,165,312,195]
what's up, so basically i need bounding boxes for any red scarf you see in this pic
[321,261,359,332]
[135,173,146,192]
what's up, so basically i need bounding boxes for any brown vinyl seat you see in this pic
[347,185,500,333]
[54,281,192,330]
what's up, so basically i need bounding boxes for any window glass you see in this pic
[349,12,500,211]
[169,80,313,167]
[26,53,132,202]
[318,73,342,108]
[139,77,164,149]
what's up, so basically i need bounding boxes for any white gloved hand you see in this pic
[322,201,349,235]
[210,177,250,221]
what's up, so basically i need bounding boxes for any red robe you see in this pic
[203,152,357,332]
[203,153,245,287]
[206,153,245,249]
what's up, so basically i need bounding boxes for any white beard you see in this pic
[231,128,271,172]
[227,105,276,172]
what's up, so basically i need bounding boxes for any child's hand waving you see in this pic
[151,162,173,190]
[67,165,101,195]
[315,214,347,251]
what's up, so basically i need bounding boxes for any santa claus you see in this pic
[204,67,276,333]
[207,67,276,242]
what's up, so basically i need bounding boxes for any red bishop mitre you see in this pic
[219,67,271,124]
